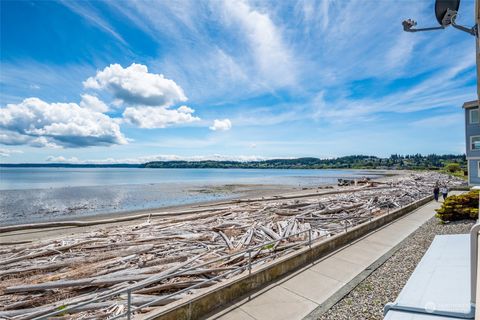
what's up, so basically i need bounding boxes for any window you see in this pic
[470,109,479,124]
[471,136,480,150]
[478,161,480,178]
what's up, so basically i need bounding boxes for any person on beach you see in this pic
[433,184,440,202]
[440,185,449,201]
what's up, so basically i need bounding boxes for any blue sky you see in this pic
[0,0,477,163]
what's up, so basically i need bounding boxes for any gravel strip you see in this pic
[317,217,475,320]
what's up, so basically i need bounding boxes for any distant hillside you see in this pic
[1,154,466,170]
[143,154,466,170]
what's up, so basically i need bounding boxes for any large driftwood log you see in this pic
[4,275,147,293]
[0,302,114,319]
[0,240,97,266]
[136,280,213,294]
[0,262,69,277]
[0,207,230,233]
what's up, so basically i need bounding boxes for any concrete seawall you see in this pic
[141,195,434,320]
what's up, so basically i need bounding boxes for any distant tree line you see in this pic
[143,154,467,170]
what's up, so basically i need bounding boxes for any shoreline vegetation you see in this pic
[0,171,467,318]
[0,154,467,170]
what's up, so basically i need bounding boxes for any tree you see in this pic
[445,163,461,173]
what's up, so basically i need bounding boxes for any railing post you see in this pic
[248,249,252,275]
[127,289,132,320]
[308,229,312,249]
[470,222,480,306]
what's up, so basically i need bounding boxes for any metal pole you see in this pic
[248,249,252,275]
[470,222,480,306]
[308,229,312,249]
[127,289,132,320]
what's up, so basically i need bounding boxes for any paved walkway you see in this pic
[206,197,451,320]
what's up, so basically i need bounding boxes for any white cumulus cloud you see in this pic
[123,105,200,129]
[0,98,127,148]
[84,63,187,107]
[46,155,80,163]
[80,94,109,113]
[209,119,232,131]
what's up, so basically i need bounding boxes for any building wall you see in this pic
[468,159,480,186]
[465,107,480,158]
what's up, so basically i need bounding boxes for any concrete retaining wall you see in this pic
[141,195,434,320]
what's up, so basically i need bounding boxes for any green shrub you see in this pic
[445,163,461,173]
[435,190,479,222]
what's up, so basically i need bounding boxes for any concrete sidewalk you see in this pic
[206,197,451,320]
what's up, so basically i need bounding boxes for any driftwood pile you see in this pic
[0,172,464,319]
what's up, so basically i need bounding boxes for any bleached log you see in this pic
[139,254,189,268]
[0,239,97,266]
[0,262,69,277]
[4,275,149,293]
[136,279,212,294]
[121,293,186,307]
[218,231,234,250]
[0,207,231,233]
[259,226,280,241]
[0,302,114,319]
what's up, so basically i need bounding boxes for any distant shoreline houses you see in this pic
[463,100,480,185]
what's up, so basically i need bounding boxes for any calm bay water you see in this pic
[0,167,381,225]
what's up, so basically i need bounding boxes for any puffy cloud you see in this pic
[209,119,232,131]
[84,63,187,107]
[46,155,79,162]
[0,98,127,148]
[80,94,109,113]
[123,105,200,129]
[1,63,204,149]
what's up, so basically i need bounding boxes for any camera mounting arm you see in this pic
[402,19,445,32]
[402,8,477,36]
[449,9,478,36]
